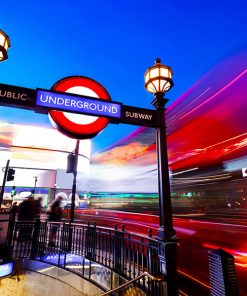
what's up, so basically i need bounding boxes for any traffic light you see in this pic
[11,186,16,197]
[66,153,77,173]
[7,168,15,181]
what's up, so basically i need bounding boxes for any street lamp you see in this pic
[0,29,11,62]
[144,57,175,240]
[144,58,178,295]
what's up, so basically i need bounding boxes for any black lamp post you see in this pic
[0,29,11,62]
[33,176,38,196]
[53,183,58,199]
[144,58,178,295]
[144,57,175,239]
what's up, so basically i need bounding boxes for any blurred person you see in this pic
[18,195,36,221]
[10,201,18,215]
[17,195,36,241]
[33,197,43,219]
[48,195,63,247]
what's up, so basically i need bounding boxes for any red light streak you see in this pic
[203,243,247,268]
[179,69,247,120]
[178,269,210,289]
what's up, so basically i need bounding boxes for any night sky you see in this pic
[1,0,246,152]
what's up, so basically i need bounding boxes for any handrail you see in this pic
[8,219,165,295]
[100,272,164,296]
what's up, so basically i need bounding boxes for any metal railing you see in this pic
[100,272,164,296]
[6,217,168,295]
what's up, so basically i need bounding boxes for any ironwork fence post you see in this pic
[30,218,40,259]
[114,225,124,274]
[85,222,96,261]
[147,229,163,295]
[5,206,17,258]
[63,221,72,252]
[158,241,178,296]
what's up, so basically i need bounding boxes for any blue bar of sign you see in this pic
[36,89,121,118]
[0,262,14,278]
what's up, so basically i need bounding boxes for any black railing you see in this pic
[100,272,162,296]
[6,217,167,295]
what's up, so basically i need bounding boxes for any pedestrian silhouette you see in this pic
[18,195,36,221]
[48,195,63,247]
[33,197,42,219]
[17,195,36,241]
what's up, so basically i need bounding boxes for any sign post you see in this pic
[0,83,35,109]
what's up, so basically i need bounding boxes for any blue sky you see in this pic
[0,0,246,152]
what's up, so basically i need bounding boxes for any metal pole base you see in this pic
[157,226,176,241]
[158,241,178,296]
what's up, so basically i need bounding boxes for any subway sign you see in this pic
[0,83,36,109]
[0,81,158,128]
[35,88,157,127]
[121,105,156,127]
[36,89,122,119]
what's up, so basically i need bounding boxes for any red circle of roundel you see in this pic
[49,76,111,139]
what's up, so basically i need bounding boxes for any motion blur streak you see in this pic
[73,210,247,296]
[169,87,211,122]
[171,167,199,176]
[203,243,247,267]
[91,51,247,175]
[179,69,247,120]
[178,269,210,289]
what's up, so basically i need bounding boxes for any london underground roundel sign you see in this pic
[49,76,111,139]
